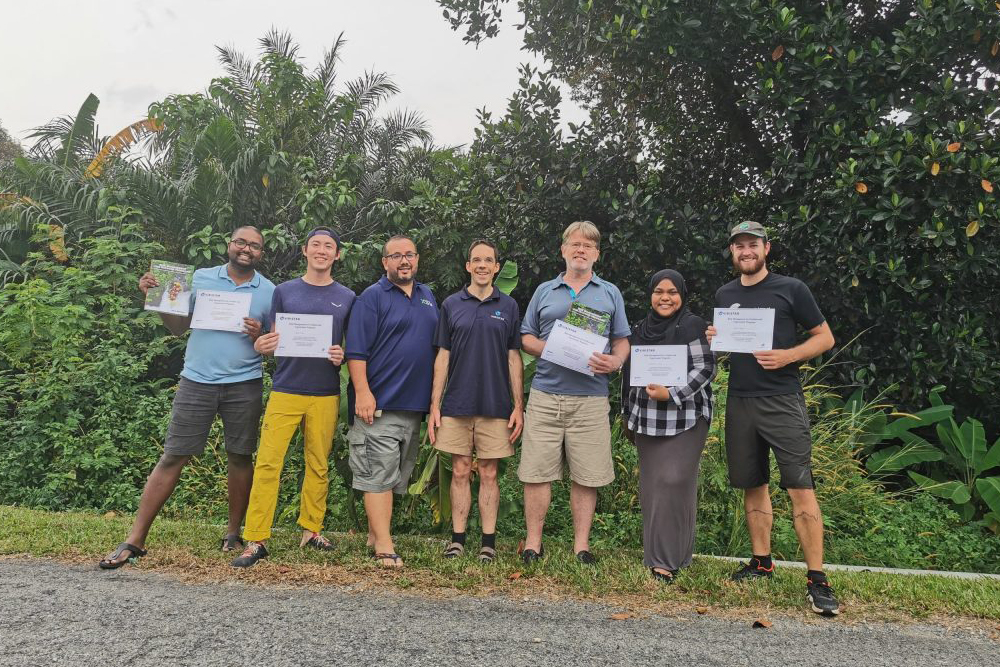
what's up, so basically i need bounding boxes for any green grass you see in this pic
[2,504,999,624]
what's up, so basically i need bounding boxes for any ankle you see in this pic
[451,531,467,546]
[481,532,496,550]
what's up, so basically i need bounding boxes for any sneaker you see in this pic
[301,532,335,552]
[575,550,598,565]
[731,557,774,581]
[806,578,841,616]
[231,541,269,568]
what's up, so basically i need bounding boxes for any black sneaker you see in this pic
[521,546,544,564]
[231,541,269,568]
[807,578,841,616]
[575,550,598,565]
[731,557,774,581]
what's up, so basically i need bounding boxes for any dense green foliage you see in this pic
[2,16,998,572]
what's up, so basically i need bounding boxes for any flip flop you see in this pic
[374,552,404,568]
[98,542,147,570]
[220,534,244,552]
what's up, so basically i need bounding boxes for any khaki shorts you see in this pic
[434,416,514,459]
[518,389,614,487]
[347,411,423,494]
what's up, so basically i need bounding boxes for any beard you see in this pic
[388,266,415,285]
[732,254,766,276]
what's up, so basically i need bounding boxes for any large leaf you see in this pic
[866,439,943,474]
[495,259,518,295]
[975,477,1000,517]
[56,93,100,169]
[908,471,972,505]
[883,404,954,439]
[979,436,1000,475]
[84,118,164,178]
[956,418,987,471]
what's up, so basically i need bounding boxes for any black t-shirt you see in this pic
[714,272,825,397]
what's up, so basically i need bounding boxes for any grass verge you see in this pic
[2,505,999,627]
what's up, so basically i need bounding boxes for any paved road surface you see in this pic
[0,561,995,666]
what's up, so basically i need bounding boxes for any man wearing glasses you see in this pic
[100,226,275,569]
[428,239,523,563]
[345,235,438,568]
[519,221,631,565]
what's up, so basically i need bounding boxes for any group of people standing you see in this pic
[98,219,841,617]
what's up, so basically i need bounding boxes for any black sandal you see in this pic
[374,552,404,568]
[220,534,244,552]
[98,542,147,570]
[651,567,677,583]
[443,542,465,559]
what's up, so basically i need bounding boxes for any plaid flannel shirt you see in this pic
[624,337,715,437]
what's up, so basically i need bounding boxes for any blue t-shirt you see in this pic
[436,287,521,418]
[181,265,276,384]
[345,276,438,414]
[521,272,631,396]
[269,278,356,396]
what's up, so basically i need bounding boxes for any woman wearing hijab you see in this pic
[622,269,715,583]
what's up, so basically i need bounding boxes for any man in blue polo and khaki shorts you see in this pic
[519,221,631,565]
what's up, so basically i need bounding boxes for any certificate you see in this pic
[274,313,333,358]
[711,307,775,353]
[190,290,252,333]
[540,319,608,376]
[630,345,687,387]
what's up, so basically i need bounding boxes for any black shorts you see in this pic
[724,392,814,489]
[163,377,263,456]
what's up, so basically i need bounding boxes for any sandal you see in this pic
[443,542,465,559]
[220,534,244,552]
[301,532,335,551]
[98,542,147,570]
[478,546,496,564]
[374,552,404,568]
[651,567,677,584]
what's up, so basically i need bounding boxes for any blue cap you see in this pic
[304,227,341,248]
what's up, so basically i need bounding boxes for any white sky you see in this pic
[0,0,586,149]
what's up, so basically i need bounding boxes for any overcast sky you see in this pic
[0,0,586,149]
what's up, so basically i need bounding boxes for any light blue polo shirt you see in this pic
[180,265,276,384]
[521,272,630,396]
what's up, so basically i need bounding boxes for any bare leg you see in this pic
[523,482,550,552]
[225,452,253,538]
[743,484,773,556]
[570,482,597,554]
[450,455,473,534]
[102,454,191,564]
[365,490,401,566]
[787,488,824,571]
[477,459,500,535]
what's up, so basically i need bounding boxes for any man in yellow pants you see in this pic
[232,227,356,567]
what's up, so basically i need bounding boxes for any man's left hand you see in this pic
[588,352,622,375]
[753,348,797,370]
[508,408,524,444]
[242,317,263,341]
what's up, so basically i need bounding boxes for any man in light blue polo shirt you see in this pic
[519,221,631,566]
[99,226,275,569]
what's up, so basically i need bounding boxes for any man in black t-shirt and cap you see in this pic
[706,221,840,616]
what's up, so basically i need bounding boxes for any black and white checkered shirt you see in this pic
[625,337,715,436]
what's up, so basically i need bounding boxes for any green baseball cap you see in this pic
[728,220,768,243]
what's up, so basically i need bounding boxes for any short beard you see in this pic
[388,269,414,285]
[732,255,766,276]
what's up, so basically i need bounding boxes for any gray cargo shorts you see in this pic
[725,392,814,489]
[347,411,423,494]
[163,377,263,457]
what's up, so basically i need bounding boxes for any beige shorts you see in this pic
[434,416,514,459]
[518,389,614,487]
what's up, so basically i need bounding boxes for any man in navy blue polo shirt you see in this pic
[100,226,275,569]
[428,239,523,563]
[345,235,438,568]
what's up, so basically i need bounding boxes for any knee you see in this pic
[227,452,254,470]
[452,457,472,483]
[478,461,499,485]
[156,453,190,471]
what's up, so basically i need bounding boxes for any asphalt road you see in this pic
[0,561,996,666]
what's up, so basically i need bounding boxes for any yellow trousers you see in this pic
[243,391,340,541]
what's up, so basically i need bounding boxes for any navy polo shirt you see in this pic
[345,276,438,414]
[436,286,521,418]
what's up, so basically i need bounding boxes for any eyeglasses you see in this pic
[565,242,597,251]
[384,252,418,261]
[230,238,263,252]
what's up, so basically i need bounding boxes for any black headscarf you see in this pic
[631,269,705,346]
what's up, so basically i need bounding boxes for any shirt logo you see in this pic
[420,298,433,307]
[331,302,343,307]
[490,310,506,322]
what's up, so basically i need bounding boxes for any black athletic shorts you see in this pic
[724,392,814,489]
[163,377,263,456]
